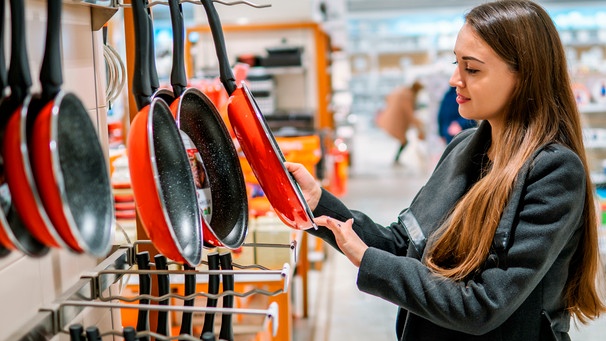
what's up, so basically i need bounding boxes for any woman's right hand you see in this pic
[284,162,322,211]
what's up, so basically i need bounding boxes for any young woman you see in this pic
[286,1,605,339]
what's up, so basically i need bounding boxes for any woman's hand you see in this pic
[314,216,368,267]
[284,162,322,211]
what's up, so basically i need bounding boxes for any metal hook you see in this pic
[115,0,270,9]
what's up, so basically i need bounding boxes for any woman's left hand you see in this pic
[314,215,368,267]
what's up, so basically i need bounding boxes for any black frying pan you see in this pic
[166,0,248,249]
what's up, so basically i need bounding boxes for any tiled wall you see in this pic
[0,1,113,339]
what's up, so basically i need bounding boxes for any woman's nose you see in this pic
[449,67,463,88]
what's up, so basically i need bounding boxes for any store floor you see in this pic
[292,126,606,340]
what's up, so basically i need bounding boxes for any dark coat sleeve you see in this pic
[355,145,586,335]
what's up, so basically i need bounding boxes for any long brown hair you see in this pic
[424,0,605,323]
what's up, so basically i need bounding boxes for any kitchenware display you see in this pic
[179,264,197,337]
[127,0,203,267]
[200,0,316,230]
[201,252,220,336]
[154,254,170,336]
[135,251,151,341]
[4,0,114,257]
[218,252,234,341]
[0,0,48,258]
[167,0,248,249]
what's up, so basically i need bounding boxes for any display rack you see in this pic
[7,241,296,340]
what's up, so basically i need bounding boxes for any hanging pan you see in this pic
[166,0,247,248]
[201,0,316,230]
[4,0,114,257]
[127,0,203,267]
[0,0,48,257]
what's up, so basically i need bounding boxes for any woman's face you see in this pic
[449,23,518,133]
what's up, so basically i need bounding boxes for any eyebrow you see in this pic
[461,56,485,64]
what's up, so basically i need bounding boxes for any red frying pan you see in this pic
[4,0,114,257]
[2,0,71,251]
[0,0,48,257]
[167,0,248,248]
[200,0,316,230]
[127,0,203,267]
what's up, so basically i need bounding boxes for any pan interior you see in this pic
[56,93,113,256]
[178,89,247,248]
[151,98,202,264]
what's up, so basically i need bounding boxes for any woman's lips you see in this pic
[456,94,470,104]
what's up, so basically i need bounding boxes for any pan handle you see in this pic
[7,0,32,103]
[201,252,220,335]
[84,326,101,341]
[154,254,170,336]
[135,251,151,341]
[199,0,237,95]
[0,0,7,94]
[130,0,152,111]
[68,324,84,341]
[179,263,197,336]
[143,0,161,94]
[168,0,187,98]
[122,326,137,341]
[39,0,62,101]
[218,252,234,341]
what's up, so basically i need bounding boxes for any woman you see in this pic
[286,1,605,340]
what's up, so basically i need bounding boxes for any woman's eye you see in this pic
[465,68,479,74]
[452,61,458,65]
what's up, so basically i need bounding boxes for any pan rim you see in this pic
[146,97,203,266]
[175,87,248,249]
[14,94,71,249]
[44,90,115,257]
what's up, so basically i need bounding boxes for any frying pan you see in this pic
[0,0,48,257]
[167,0,248,248]
[200,0,316,230]
[127,0,203,267]
[84,326,101,341]
[68,324,84,341]
[29,0,113,256]
[2,0,70,251]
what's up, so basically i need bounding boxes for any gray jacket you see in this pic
[309,121,585,340]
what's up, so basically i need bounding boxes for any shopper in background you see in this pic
[437,86,477,144]
[286,1,605,339]
[376,80,426,164]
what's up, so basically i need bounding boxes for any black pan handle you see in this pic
[201,252,220,336]
[131,0,152,111]
[68,324,84,341]
[8,0,32,103]
[168,0,187,98]
[180,263,197,337]
[154,254,170,336]
[143,0,160,93]
[136,251,151,341]
[199,0,237,95]
[39,0,62,102]
[122,326,137,341]
[84,326,101,341]
[0,0,7,94]
[218,252,234,341]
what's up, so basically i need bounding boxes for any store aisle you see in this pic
[294,125,606,340]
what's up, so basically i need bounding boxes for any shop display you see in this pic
[201,0,316,231]
[127,0,203,267]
